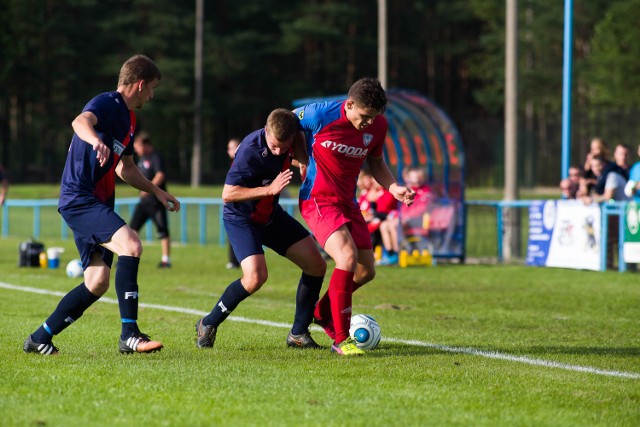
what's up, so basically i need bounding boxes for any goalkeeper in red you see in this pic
[294,78,414,356]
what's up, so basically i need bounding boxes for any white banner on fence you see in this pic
[526,200,601,271]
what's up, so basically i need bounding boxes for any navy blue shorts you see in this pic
[59,202,126,269]
[224,208,310,263]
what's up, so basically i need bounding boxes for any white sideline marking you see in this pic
[2,281,638,380]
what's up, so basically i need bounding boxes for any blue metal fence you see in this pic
[1,198,629,272]
[1,197,298,246]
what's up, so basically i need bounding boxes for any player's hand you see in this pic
[268,169,293,196]
[390,183,415,207]
[156,190,180,212]
[92,140,110,167]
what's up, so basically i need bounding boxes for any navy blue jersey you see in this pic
[59,92,135,209]
[224,128,292,224]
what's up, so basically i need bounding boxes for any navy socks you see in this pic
[31,283,99,343]
[115,255,141,338]
[203,279,250,328]
[291,273,324,335]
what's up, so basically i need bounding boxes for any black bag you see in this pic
[19,239,45,267]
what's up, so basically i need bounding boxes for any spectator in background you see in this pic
[582,137,610,194]
[613,143,631,179]
[582,155,628,203]
[357,168,398,259]
[0,164,8,206]
[559,165,583,199]
[582,154,628,269]
[624,143,640,201]
[129,132,173,268]
[379,166,432,264]
[225,137,241,269]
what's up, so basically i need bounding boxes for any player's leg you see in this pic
[263,210,326,347]
[196,254,265,349]
[322,226,359,341]
[152,204,171,268]
[24,251,107,355]
[129,201,151,234]
[353,248,376,292]
[102,224,162,353]
[196,219,264,349]
[283,235,326,348]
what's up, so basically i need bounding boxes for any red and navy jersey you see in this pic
[223,128,292,225]
[58,92,135,209]
[294,100,387,206]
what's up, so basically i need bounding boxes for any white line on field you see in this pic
[2,281,638,380]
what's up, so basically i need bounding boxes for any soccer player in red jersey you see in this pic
[294,78,415,355]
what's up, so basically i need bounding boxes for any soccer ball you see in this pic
[66,259,83,278]
[349,314,382,350]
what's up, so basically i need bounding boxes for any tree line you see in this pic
[1,0,639,187]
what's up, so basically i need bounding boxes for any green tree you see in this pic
[586,0,640,108]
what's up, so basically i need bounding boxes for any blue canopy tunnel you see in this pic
[293,89,466,261]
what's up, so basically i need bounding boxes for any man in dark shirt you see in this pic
[130,132,172,268]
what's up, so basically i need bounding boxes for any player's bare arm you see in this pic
[291,131,309,180]
[116,155,180,211]
[71,111,110,167]
[292,131,309,165]
[367,155,415,206]
[222,170,293,203]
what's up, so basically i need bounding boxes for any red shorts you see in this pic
[300,198,373,249]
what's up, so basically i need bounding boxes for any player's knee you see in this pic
[305,258,327,277]
[242,271,268,293]
[356,268,375,284]
[128,239,143,257]
[85,276,109,296]
[337,251,358,271]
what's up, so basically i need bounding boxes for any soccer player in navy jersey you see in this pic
[294,78,415,356]
[23,55,181,355]
[195,108,326,350]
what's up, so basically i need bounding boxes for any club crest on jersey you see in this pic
[298,110,304,120]
[262,148,268,157]
[363,133,373,146]
[112,138,126,156]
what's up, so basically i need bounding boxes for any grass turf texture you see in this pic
[0,235,639,426]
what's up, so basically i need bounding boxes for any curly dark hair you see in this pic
[347,77,387,113]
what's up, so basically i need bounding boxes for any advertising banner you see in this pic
[526,200,601,271]
[623,201,640,263]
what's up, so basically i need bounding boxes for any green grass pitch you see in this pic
[1,235,639,426]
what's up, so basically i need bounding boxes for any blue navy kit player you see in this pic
[23,54,180,355]
[195,108,327,349]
